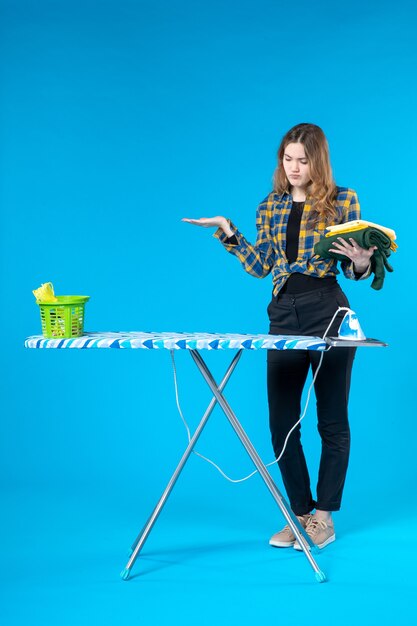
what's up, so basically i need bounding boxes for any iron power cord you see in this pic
[170,307,348,483]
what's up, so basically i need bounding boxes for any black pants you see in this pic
[267,284,356,516]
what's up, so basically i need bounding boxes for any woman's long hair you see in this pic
[272,123,338,225]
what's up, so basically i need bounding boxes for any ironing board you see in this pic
[25,331,386,583]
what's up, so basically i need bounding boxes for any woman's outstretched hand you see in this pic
[182,216,234,237]
[328,237,378,273]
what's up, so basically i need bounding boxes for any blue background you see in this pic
[1,0,416,623]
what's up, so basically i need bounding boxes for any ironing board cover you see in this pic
[25,332,327,351]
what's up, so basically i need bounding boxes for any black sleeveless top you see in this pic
[280,201,337,294]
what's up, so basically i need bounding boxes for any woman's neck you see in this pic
[292,192,306,202]
[291,187,307,202]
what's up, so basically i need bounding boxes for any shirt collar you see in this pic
[276,185,341,202]
[274,190,290,201]
[275,190,314,204]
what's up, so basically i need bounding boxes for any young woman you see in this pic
[182,123,376,550]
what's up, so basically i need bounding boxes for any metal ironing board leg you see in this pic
[120,350,243,580]
[189,349,326,584]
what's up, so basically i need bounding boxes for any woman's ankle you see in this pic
[314,509,333,523]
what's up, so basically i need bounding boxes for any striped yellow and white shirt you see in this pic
[214,187,371,296]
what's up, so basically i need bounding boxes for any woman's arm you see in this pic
[182,198,276,279]
[329,191,376,280]
[181,216,234,237]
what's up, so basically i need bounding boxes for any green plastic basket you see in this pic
[37,296,90,339]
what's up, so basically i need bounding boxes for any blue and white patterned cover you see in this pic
[24,331,327,351]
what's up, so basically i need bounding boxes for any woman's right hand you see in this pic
[181,216,234,237]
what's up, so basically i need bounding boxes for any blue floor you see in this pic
[2,485,416,626]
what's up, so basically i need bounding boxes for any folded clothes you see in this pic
[325,220,397,252]
[325,220,398,252]
[314,227,394,290]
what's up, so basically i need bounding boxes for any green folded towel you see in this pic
[314,227,394,290]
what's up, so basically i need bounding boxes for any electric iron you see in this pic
[337,308,366,341]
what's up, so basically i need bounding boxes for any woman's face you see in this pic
[282,142,311,190]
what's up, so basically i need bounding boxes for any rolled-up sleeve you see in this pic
[340,191,372,281]
[213,201,276,279]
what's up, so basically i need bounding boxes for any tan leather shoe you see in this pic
[293,515,335,550]
[269,514,312,548]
